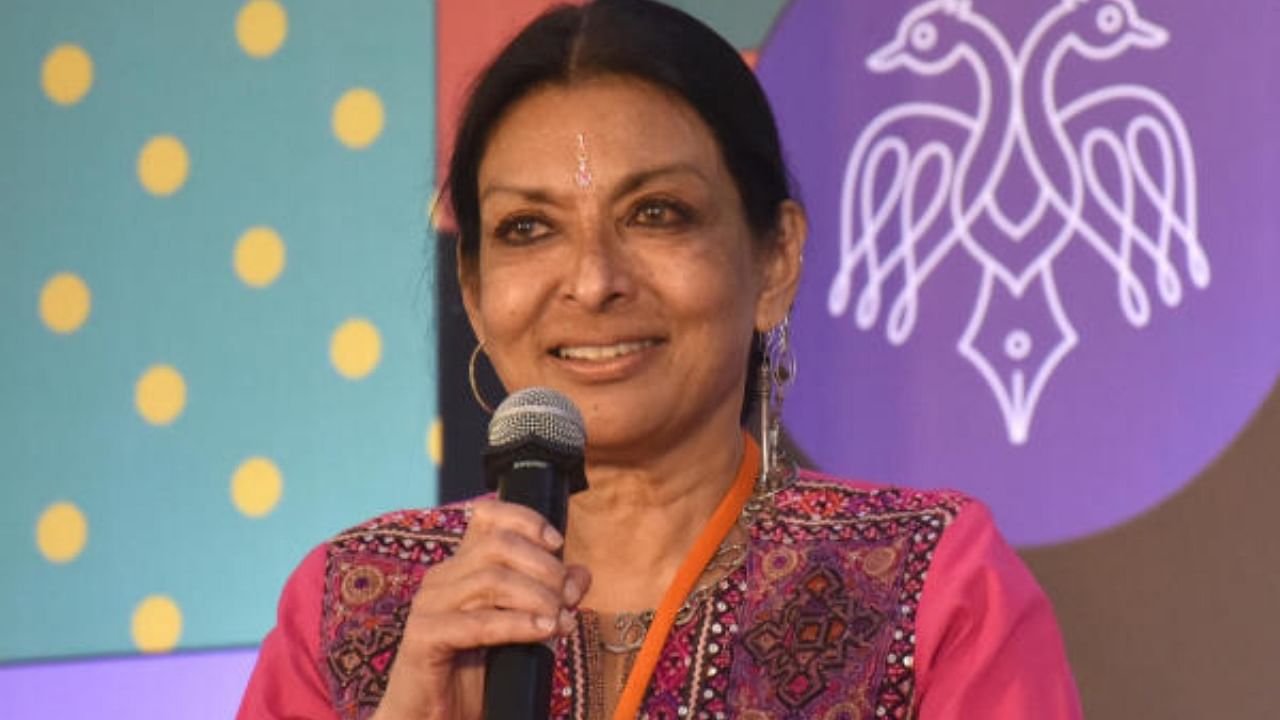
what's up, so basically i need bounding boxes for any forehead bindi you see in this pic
[574,132,593,190]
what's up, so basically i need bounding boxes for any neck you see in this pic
[565,413,747,613]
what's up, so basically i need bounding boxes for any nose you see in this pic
[563,219,634,310]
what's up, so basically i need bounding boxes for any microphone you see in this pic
[482,387,588,720]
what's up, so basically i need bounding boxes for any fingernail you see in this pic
[563,577,582,606]
[535,615,556,633]
[542,525,564,549]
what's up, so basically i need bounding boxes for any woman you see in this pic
[239,1,1083,718]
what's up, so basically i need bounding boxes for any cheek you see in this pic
[671,241,757,310]
[476,252,549,324]
[655,248,759,341]
[473,275,542,387]
[472,281,532,354]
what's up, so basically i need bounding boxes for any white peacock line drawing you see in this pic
[827,0,1209,444]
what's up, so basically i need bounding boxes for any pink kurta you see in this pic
[239,470,1082,719]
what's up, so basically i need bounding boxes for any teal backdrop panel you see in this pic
[659,0,789,47]
[0,0,438,662]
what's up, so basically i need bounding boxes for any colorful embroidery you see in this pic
[728,473,965,719]
[315,475,965,720]
[320,507,469,720]
[339,564,387,606]
[630,571,746,719]
[741,562,889,708]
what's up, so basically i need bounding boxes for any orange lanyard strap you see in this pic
[611,432,760,720]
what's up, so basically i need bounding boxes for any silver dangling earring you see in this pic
[468,342,496,414]
[756,314,797,493]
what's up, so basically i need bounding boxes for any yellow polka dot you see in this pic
[36,502,88,564]
[234,226,286,288]
[38,272,91,334]
[332,88,384,149]
[131,595,182,653]
[231,457,283,518]
[330,318,382,379]
[427,418,443,466]
[236,0,288,59]
[41,44,93,106]
[135,364,187,426]
[137,135,190,196]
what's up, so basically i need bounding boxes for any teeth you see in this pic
[556,340,656,361]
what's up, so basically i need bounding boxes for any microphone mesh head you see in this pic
[487,387,586,453]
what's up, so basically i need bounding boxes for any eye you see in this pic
[628,198,694,229]
[1096,6,1123,34]
[911,21,938,51]
[493,214,553,244]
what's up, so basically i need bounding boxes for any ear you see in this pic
[457,246,485,344]
[754,200,807,332]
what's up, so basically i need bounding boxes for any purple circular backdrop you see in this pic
[759,0,1280,546]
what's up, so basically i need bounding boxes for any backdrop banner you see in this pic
[760,0,1280,545]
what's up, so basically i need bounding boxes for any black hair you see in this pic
[442,0,796,425]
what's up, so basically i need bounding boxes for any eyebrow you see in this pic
[478,162,710,205]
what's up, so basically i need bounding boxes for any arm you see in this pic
[238,544,337,720]
[913,501,1083,718]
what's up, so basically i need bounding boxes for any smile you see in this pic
[553,339,660,361]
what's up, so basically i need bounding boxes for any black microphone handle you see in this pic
[483,458,568,720]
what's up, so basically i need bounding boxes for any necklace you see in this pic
[589,535,749,702]
[587,463,791,710]
[607,432,782,720]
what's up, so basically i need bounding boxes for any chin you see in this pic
[573,399,662,457]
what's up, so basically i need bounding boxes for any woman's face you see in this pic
[464,76,803,459]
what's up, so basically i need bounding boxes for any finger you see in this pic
[470,527,567,590]
[563,564,592,607]
[412,538,565,616]
[407,609,561,661]
[452,565,566,620]
[466,499,564,551]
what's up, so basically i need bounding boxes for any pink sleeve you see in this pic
[238,544,337,720]
[913,500,1083,718]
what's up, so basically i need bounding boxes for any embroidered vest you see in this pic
[319,472,966,719]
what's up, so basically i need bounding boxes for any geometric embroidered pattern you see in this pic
[315,474,967,719]
[321,507,469,720]
[326,603,407,709]
[743,563,888,708]
[730,473,966,719]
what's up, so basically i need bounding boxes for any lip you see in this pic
[547,337,665,382]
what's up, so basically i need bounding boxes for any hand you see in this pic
[370,500,591,720]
